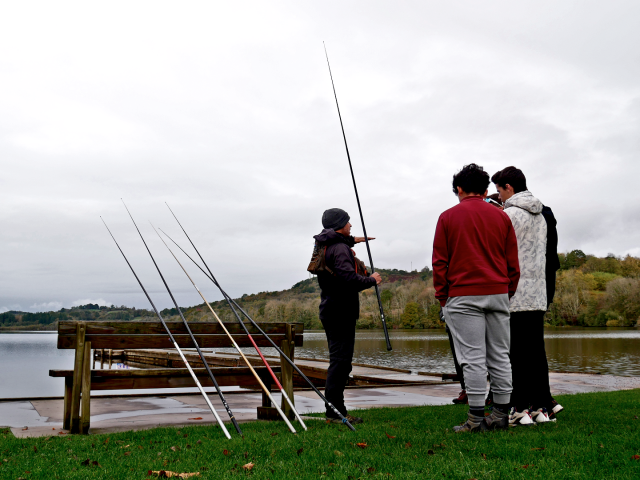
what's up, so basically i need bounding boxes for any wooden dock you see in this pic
[94,349,451,387]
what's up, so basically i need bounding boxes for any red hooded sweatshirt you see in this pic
[432,196,520,306]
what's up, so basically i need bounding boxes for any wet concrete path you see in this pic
[2,372,639,438]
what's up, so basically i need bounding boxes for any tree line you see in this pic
[4,255,639,330]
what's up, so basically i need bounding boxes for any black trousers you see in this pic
[321,317,357,417]
[510,310,553,411]
[445,324,466,390]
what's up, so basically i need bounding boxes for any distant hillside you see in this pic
[4,252,638,331]
[0,267,435,331]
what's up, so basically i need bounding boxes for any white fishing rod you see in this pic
[100,217,232,439]
[151,224,298,434]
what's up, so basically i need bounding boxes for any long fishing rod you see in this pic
[160,205,356,431]
[323,43,392,351]
[152,225,306,431]
[100,217,231,439]
[120,201,242,436]
[151,224,298,434]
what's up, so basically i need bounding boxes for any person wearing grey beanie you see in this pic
[312,208,382,425]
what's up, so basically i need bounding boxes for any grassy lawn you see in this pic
[1,389,639,479]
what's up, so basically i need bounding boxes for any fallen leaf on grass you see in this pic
[33,446,38,453]
[188,417,202,421]
[124,452,131,456]
[80,459,101,467]
[58,431,67,435]
[367,467,375,473]
[334,450,343,456]
[222,449,229,456]
[389,424,397,429]
[599,444,604,448]
[427,449,434,455]
[404,442,412,449]
[270,432,278,437]
[297,448,304,455]
[632,455,640,460]
[481,453,487,460]
[242,463,254,471]
[531,448,545,451]
[521,465,533,469]
[171,446,181,452]
[356,443,368,449]
[196,440,202,445]
[385,433,395,439]
[148,471,200,478]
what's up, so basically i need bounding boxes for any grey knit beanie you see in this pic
[322,208,350,231]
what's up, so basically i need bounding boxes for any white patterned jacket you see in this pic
[504,191,548,312]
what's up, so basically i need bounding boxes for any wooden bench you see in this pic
[49,320,303,434]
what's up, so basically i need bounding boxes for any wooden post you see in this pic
[280,323,295,419]
[63,376,73,430]
[81,341,92,434]
[108,349,113,369]
[100,349,104,369]
[69,322,86,433]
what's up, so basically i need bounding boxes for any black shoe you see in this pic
[452,390,468,404]
[548,398,564,419]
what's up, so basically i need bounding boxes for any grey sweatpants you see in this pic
[443,294,512,408]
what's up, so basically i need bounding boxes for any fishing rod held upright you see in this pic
[323,43,392,351]
[100,217,231,439]
[120,201,243,436]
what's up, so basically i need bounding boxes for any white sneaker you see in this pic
[509,408,534,426]
[531,408,555,423]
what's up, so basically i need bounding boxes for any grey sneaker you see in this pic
[484,409,509,430]
[453,412,487,433]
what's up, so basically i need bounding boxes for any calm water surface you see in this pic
[1,328,639,398]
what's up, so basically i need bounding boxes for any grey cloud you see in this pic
[1,1,640,311]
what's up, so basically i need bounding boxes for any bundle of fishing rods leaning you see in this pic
[99,46,391,439]
[102,201,353,438]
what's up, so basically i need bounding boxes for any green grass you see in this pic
[1,389,639,479]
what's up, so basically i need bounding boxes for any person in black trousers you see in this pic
[313,208,382,424]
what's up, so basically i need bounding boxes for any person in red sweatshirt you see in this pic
[432,163,520,432]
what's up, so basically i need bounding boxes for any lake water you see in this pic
[1,328,639,399]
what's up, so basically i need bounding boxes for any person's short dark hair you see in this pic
[452,163,490,195]
[491,166,527,193]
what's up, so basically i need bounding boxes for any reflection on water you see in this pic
[1,327,639,399]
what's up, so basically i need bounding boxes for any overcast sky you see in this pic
[2,1,639,313]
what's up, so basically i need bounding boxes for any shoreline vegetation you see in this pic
[2,251,640,332]
[1,390,639,479]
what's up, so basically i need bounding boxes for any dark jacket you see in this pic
[541,206,560,308]
[314,228,377,321]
